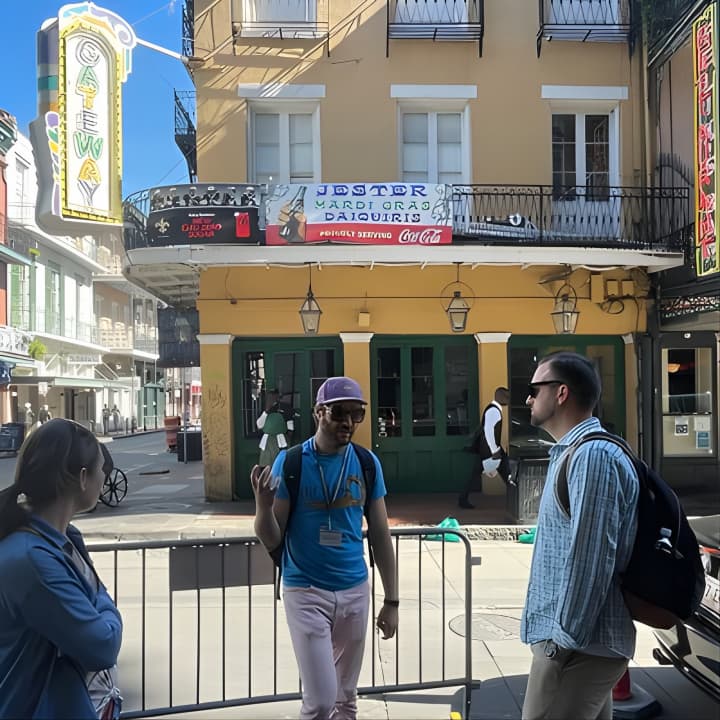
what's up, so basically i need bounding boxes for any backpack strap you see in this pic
[556,432,635,516]
[351,443,377,568]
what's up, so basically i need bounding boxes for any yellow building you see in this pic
[124,0,688,501]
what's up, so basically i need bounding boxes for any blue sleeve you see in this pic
[553,444,622,649]
[19,546,123,671]
[272,449,289,500]
[371,453,387,499]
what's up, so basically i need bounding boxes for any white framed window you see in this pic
[237,0,317,33]
[249,102,321,183]
[398,105,470,184]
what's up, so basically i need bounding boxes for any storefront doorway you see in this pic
[232,338,343,498]
[370,336,478,493]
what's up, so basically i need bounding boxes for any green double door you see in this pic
[232,338,343,498]
[371,336,479,493]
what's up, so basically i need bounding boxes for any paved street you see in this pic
[2,433,718,718]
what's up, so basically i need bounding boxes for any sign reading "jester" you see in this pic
[693,4,719,277]
[31,3,136,234]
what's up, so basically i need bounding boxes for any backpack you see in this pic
[557,432,705,629]
[267,442,377,593]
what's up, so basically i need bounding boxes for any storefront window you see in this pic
[445,345,470,436]
[377,348,402,438]
[661,348,714,457]
[412,347,434,436]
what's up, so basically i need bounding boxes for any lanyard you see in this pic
[312,440,352,530]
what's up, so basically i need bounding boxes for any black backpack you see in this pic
[268,442,378,592]
[558,432,705,629]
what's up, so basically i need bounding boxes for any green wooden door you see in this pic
[232,338,343,498]
[371,337,479,494]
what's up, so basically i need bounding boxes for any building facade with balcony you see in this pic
[641,0,719,490]
[5,131,161,432]
[123,0,691,501]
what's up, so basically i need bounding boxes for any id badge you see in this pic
[319,527,342,546]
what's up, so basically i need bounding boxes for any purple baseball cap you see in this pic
[315,376,367,405]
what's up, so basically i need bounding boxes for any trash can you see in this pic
[0,423,26,454]
[164,416,181,451]
[506,457,549,524]
[177,429,203,462]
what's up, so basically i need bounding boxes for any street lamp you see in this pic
[551,283,580,334]
[446,291,470,332]
[299,265,322,334]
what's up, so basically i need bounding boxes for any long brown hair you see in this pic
[0,418,100,539]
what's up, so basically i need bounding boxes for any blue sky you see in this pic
[0,0,194,196]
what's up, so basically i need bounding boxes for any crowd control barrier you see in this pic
[88,528,475,719]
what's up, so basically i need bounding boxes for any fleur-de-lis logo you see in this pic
[155,217,170,234]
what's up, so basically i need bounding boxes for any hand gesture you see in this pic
[376,603,398,640]
[250,464,277,508]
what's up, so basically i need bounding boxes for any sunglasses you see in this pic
[527,380,565,398]
[324,404,366,423]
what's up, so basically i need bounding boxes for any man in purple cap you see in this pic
[251,376,398,720]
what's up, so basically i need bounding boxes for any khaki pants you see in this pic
[522,641,629,720]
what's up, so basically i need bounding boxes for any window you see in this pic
[250,105,320,183]
[661,348,715,457]
[401,110,466,183]
[236,0,317,36]
[552,113,610,201]
[46,265,62,335]
[10,265,31,330]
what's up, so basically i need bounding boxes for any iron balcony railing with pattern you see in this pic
[123,183,690,252]
[231,0,330,53]
[174,90,197,184]
[182,0,194,59]
[646,0,711,65]
[537,0,633,56]
[452,185,690,251]
[387,0,484,55]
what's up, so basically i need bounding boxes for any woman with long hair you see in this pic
[0,418,123,719]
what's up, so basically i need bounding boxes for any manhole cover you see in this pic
[449,612,521,641]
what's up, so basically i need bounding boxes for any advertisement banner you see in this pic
[693,4,719,277]
[147,184,264,246]
[265,183,453,245]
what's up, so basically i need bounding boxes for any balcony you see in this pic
[231,0,330,53]
[387,0,484,55]
[174,90,197,184]
[0,325,31,357]
[99,323,158,355]
[646,0,708,66]
[182,0,194,61]
[452,185,690,250]
[537,0,632,56]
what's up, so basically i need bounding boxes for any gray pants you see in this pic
[522,641,629,720]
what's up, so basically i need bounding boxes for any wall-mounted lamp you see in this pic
[299,265,322,335]
[551,283,579,334]
[442,264,473,333]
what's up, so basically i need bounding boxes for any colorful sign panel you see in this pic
[693,5,719,277]
[31,3,136,235]
[265,183,453,245]
[147,184,264,246]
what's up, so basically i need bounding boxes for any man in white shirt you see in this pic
[459,387,510,509]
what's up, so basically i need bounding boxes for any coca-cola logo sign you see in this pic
[398,228,444,244]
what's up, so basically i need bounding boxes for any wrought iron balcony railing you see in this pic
[646,0,709,65]
[182,0,194,60]
[174,90,197,184]
[537,0,632,56]
[387,0,484,55]
[123,183,689,253]
[231,0,330,54]
[452,185,690,251]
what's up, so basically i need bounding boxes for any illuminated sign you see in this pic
[265,183,453,245]
[31,3,136,235]
[693,4,719,277]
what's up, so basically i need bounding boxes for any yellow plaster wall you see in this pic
[199,339,234,499]
[193,0,641,185]
[339,337,372,447]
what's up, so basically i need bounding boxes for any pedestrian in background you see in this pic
[256,387,295,468]
[251,376,398,720]
[459,386,511,509]
[520,352,639,720]
[0,419,123,719]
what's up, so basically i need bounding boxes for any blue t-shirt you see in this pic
[272,439,386,591]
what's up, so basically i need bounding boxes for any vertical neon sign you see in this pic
[693,4,719,277]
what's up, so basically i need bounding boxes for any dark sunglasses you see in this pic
[527,380,565,398]
[324,404,366,423]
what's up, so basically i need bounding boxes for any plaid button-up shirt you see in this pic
[521,417,639,658]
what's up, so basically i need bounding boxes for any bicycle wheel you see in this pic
[99,468,128,507]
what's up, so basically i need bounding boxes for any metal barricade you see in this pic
[88,528,474,719]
